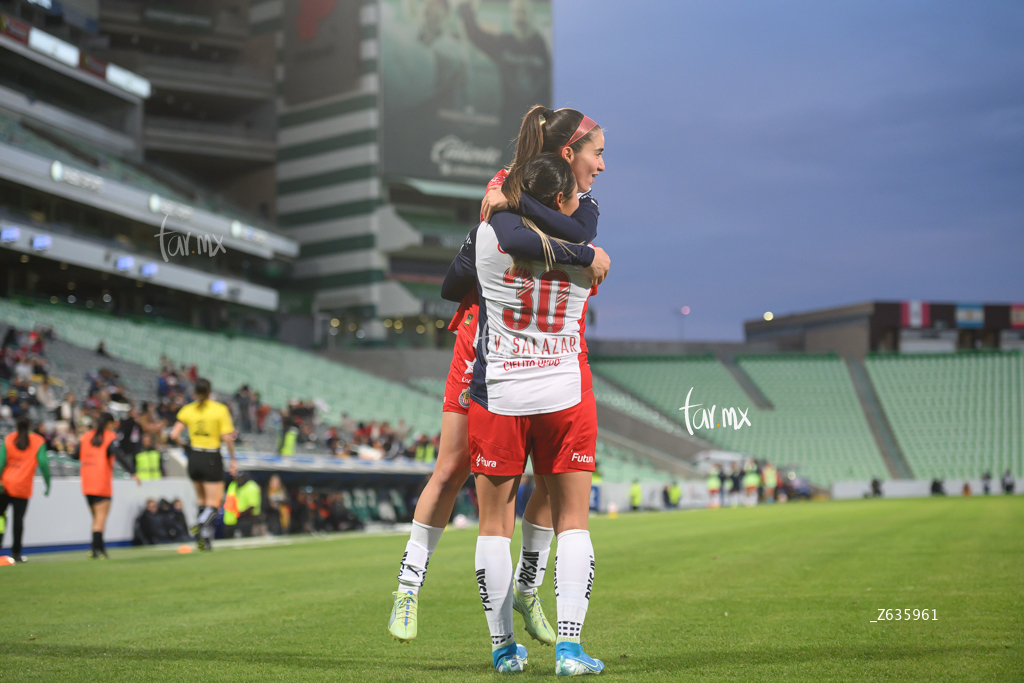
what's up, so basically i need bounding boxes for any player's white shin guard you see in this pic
[554,529,594,644]
[515,518,554,594]
[475,535,515,648]
[396,521,444,595]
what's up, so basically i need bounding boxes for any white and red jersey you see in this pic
[461,216,595,416]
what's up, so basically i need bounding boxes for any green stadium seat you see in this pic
[866,352,1023,480]
[593,355,887,485]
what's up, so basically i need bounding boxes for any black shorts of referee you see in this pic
[187,446,225,483]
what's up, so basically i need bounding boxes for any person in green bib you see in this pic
[629,480,642,511]
[414,435,436,463]
[743,461,761,507]
[667,481,682,508]
[134,433,164,481]
[224,474,263,537]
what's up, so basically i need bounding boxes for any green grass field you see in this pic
[1,497,1021,682]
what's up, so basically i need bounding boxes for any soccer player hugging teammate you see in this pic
[441,122,608,673]
[388,105,609,650]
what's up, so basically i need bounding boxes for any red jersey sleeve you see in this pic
[448,290,479,331]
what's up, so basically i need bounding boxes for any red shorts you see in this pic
[443,306,478,414]
[468,391,597,476]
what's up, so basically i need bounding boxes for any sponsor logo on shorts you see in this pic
[459,388,471,408]
[571,452,594,464]
[475,454,497,469]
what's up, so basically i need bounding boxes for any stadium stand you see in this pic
[593,355,888,484]
[0,110,267,226]
[0,298,442,434]
[866,352,1023,479]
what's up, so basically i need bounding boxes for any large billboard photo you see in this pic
[282,0,363,107]
[380,0,553,184]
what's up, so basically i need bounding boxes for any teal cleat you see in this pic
[492,642,528,673]
[555,642,604,676]
[388,590,418,642]
[512,589,555,645]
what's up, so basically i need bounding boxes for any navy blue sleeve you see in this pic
[519,193,599,243]
[490,214,595,267]
[441,226,479,302]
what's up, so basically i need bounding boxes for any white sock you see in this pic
[198,506,217,540]
[554,529,594,645]
[396,521,445,594]
[515,518,554,594]
[475,535,514,649]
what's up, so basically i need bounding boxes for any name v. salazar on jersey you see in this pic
[679,387,752,437]
[493,333,580,372]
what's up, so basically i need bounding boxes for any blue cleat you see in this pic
[555,642,604,676]
[492,641,529,673]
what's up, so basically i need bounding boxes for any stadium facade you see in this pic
[0,0,298,336]
[0,0,552,347]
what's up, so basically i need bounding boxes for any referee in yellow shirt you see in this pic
[170,378,237,551]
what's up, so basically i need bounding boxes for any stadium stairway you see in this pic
[719,356,775,410]
[846,357,913,479]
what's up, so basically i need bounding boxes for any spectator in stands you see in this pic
[234,385,253,433]
[135,433,164,481]
[36,378,58,411]
[981,471,992,495]
[3,388,23,418]
[1,327,18,350]
[53,391,78,427]
[1002,469,1015,495]
[96,341,109,357]
[14,353,32,382]
[50,421,78,454]
[137,402,162,443]
[31,355,47,380]
[117,406,143,462]
[254,393,270,433]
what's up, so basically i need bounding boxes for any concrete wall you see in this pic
[832,479,1024,500]
[10,477,198,550]
[805,320,870,357]
[594,481,709,512]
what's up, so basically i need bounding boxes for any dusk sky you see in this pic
[551,1,1024,341]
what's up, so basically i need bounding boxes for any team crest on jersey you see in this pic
[459,388,471,408]
[464,313,474,325]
